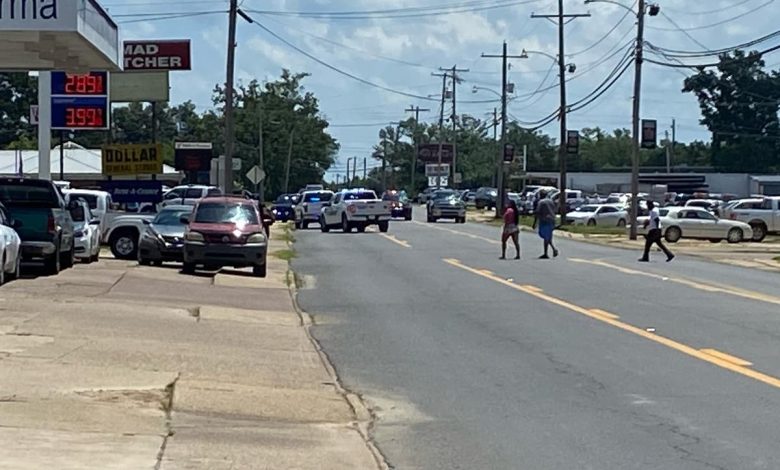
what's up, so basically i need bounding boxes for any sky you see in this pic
[106,0,780,179]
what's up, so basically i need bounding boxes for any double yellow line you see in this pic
[444,258,780,391]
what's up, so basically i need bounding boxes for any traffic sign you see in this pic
[246,165,266,185]
[428,176,449,187]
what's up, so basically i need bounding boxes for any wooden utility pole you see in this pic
[532,4,590,219]
[628,0,647,239]
[482,43,525,218]
[405,105,430,192]
[441,66,468,188]
[283,128,294,193]
[223,0,239,193]
[431,71,449,190]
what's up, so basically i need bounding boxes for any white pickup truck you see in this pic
[727,196,780,242]
[320,189,392,233]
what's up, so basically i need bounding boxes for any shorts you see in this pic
[503,224,519,236]
[538,221,554,242]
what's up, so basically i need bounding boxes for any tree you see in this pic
[683,50,780,173]
[0,72,37,149]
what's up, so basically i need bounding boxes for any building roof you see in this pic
[0,142,179,179]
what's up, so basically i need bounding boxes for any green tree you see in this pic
[683,50,780,172]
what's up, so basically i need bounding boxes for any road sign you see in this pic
[29,105,39,125]
[246,165,266,185]
[418,143,454,164]
[425,163,450,177]
[428,176,449,187]
[101,143,163,176]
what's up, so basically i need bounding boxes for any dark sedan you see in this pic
[382,190,413,221]
[271,193,299,222]
[138,205,193,266]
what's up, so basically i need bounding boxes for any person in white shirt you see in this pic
[639,200,674,262]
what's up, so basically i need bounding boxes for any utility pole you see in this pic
[363,157,367,181]
[346,158,351,188]
[671,118,676,169]
[482,43,525,218]
[441,66,468,188]
[223,0,239,194]
[492,107,498,186]
[431,71,449,190]
[665,130,671,174]
[256,103,265,201]
[406,105,430,193]
[628,0,647,240]
[381,138,388,191]
[352,156,358,183]
[532,3,590,220]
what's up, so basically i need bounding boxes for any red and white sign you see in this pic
[123,40,191,71]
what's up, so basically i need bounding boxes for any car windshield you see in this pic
[154,209,191,225]
[70,205,87,222]
[69,193,98,209]
[275,195,294,204]
[194,203,259,225]
[577,206,598,213]
[434,191,459,200]
[343,191,377,200]
[382,193,402,201]
[303,192,333,203]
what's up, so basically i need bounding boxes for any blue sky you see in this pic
[106,0,780,178]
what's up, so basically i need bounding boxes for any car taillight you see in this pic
[47,214,56,234]
[347,204,357,214]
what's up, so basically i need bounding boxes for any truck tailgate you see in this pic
[7,207,50,242]
[350,200,390,215]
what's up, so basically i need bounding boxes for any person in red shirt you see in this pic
[501,200,521,260]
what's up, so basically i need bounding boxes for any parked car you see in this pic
[271,193,299,222]
[68,198,101,263]
[0,202,22,284]
[684,198,723,215]
[635,206,753,244]
[460,190,476,207]
[63,189,117,232]
[182,197,269,277]
[103,213,156,260]
[565,204,628,227]
[725,196,780,242]
[295,190,334,229]
[0,178,75,275]
[160,185,222,209]
[382,190,413,221]
[138,205,193,266]
[474,187,498,210]
[320,189,392,233]
[427,189,467,223]
[304,184,325,191]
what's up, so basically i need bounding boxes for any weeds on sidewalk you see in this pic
[273,249,297,261]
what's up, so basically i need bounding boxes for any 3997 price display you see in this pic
[51,97,109,130]
[65,107,105,128]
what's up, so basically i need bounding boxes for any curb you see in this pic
[281,236,390,470]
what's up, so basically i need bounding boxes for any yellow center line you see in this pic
[443,258,780,391]
[379,233,411,248]
[570,258,780,307]
[589,309,621,320]
[700,348,753,367]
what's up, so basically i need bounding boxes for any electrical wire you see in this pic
[647,0,775,32]
[656,12,709,50]
[117,11,224,24]
[662,0,759,16]
[644,44,780,68]
[569,1,635,57]
[645,29,780,58]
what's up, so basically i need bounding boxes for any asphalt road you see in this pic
[293,207,780,470]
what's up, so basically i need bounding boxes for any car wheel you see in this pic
[459,217,467,224]
[153,260,163,267]
[253,263,267,278]
[8,254,21,281]
[302,221,309,230]
[61,247,75,270]
[405,210,412,221]
[138,257,151,266]
[587,219,597,226]
[749,222,767,242]
[727,227,743,244]
[341,215,352,233]
[356,224,366,233]
[320,217,330,233]
[665,226,682,243]
[92,252,100,263]
[182,262,196,274]
[110,229,138,260]
[617,219,626,227]
[708,239,721,244]
[0,253,6,286]
[45,244,61,276]
[378,221,389,233]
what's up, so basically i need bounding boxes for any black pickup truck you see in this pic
[0,179,76,275]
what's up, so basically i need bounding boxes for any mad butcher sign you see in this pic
[123,40,191,71]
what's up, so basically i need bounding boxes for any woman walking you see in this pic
[501,200,521,260]
[533,190,559,259]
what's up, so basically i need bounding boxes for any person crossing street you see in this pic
[533,190,559,259]
[500,200,521,260]
[639,200,675,263]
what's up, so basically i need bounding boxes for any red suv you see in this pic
[182,197,268,277]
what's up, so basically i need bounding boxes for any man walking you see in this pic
[639,200,674,262]
[533,190,559,259]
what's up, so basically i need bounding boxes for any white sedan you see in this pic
[565,204,628,227]
[69,199,102,263]
[636,206,753,244]
[0,203,22,285]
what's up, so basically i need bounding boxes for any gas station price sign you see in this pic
[51,71,110,131]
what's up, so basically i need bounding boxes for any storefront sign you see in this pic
[102,143,163,175]
[100,180,163,204]
[123,40,191,71]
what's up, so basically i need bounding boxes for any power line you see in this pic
[662,0,760,15]
[644,44,780,68]
[116,11,224,23]
[648,0,775,32]
[569,1,634,57]
[645,29,780,58]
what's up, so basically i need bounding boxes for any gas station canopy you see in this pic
[0,0,120,71]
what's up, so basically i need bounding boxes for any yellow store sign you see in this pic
[102,144,163,176]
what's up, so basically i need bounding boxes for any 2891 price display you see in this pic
[51,71,108,96]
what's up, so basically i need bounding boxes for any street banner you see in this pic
[641,119,657,149]
[100,180,163,204]
[123,40,191,71]
[418,143,454,164]
[102,143,163,176]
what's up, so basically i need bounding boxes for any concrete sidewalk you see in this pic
[0,225,383,469]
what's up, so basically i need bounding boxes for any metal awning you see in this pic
[0,0,120,71]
